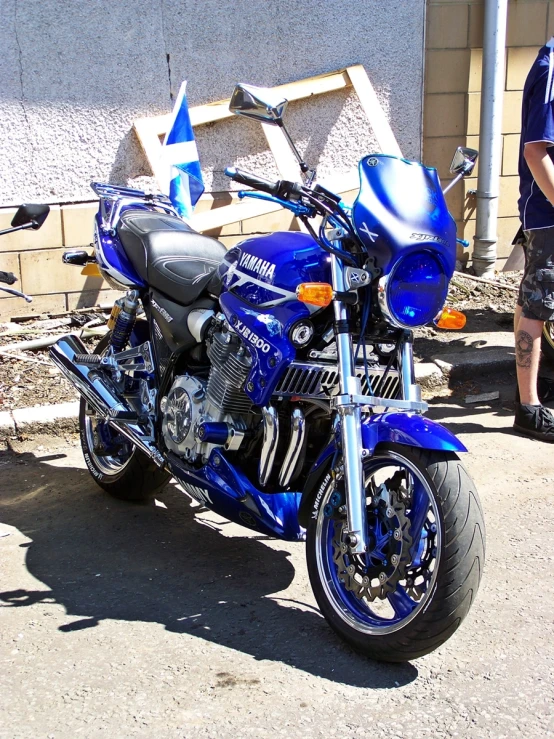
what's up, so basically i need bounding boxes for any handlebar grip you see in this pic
[0,270,17,285]
[224,167,278,196]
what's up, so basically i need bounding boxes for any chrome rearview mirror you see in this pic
[229,82,314,178]
[449,146,479,177]
[229,84,289,125]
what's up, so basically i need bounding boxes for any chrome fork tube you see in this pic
[398,331,422,404]
[330,252,368,554]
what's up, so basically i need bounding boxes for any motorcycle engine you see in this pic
[161,323,252,462]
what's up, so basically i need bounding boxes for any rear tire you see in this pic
[79,334,170,501]
[541,322,554,365]
[306,443,485,662]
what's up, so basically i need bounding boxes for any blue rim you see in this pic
[315,450,441,635]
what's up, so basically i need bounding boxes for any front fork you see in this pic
[330,253,367,555]
[330,253,419,555]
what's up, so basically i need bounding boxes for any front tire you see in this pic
[79,334,170,501]
[306,443,485,662]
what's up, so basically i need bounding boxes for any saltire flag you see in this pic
[162,81,204,220]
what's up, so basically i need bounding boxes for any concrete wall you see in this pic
[424,0,553,269]
[0,0,425,317]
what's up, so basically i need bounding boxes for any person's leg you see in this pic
[513,228,554,440]
[515,314,544,405]
[514,303,522,334]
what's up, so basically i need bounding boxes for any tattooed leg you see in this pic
[515,316,543,405]
[516,329,533,368]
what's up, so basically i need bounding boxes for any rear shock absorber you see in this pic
[108,290,140,351]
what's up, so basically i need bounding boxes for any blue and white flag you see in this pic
[162,81,204,220]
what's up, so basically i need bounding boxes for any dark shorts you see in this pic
[517,226,554,321]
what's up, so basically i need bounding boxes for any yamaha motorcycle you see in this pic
[0,203,49,303]
[50,84,485,662]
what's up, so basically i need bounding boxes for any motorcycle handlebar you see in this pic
[0,270,17,285]
[224,167,279,196]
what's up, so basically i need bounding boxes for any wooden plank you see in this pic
[261,123,302,181]
[189,172,360,234]
[189,197,285,233]
[134,66,399,234]
[134,69,352,194]
[345,65,402,157]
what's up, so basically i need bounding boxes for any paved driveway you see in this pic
[1,400,553,738]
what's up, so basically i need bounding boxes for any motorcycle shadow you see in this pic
[0,447,418,689]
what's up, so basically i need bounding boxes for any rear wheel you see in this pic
[306,443,485,662]
[79,335,170,501]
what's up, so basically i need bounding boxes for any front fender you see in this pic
[361,412,467,454]
[298,412,465,528]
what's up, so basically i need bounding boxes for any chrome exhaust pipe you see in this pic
[279,408,305,487]
[49,335,164,467]
[259,406,279,486]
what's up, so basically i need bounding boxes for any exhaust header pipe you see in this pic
[49,335,164,467]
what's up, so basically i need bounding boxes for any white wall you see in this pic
[0,0,426,206]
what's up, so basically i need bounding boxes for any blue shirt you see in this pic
[518,39,554,230]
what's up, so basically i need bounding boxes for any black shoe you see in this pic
[513,403,554,442]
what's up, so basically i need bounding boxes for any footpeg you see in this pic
[107,409,140,423]
[74,353,101,365]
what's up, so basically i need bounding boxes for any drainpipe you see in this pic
[471,0,508,277]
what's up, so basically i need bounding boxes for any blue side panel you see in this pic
[95,212,146,288]
[352,155,457,278]
[219,291,309,407]
[167,450,305,541]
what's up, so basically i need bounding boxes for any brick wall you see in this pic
[424,0,553,269]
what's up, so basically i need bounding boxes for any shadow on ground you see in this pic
[414,308,514,363]
[0,448,417,689]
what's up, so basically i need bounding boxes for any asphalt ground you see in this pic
[1,395,553,738]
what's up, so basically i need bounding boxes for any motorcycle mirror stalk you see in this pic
[442,146,479,195]
[229,83,315,181]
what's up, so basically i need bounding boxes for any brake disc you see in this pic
[404,519,437,600]
[331,490,412,602]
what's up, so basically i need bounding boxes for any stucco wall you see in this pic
[1,0,425,206]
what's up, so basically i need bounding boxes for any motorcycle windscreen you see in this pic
[352,155,457,277]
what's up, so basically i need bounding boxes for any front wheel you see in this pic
[306,443,485,662]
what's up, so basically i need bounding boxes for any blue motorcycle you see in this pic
[51,84,484,662]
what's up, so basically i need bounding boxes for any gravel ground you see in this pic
[0,319,105,411]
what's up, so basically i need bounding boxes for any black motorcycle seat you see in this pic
[117,209,226,305]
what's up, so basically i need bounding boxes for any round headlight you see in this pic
[383,252,449,328]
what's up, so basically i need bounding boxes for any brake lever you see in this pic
[237,190,314,217]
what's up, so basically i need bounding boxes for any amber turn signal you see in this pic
[434,306,466,330]
[296,282,334,307]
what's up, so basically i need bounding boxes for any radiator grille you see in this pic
[274,361,400,400]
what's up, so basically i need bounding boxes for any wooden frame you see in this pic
[134,65,401,233]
